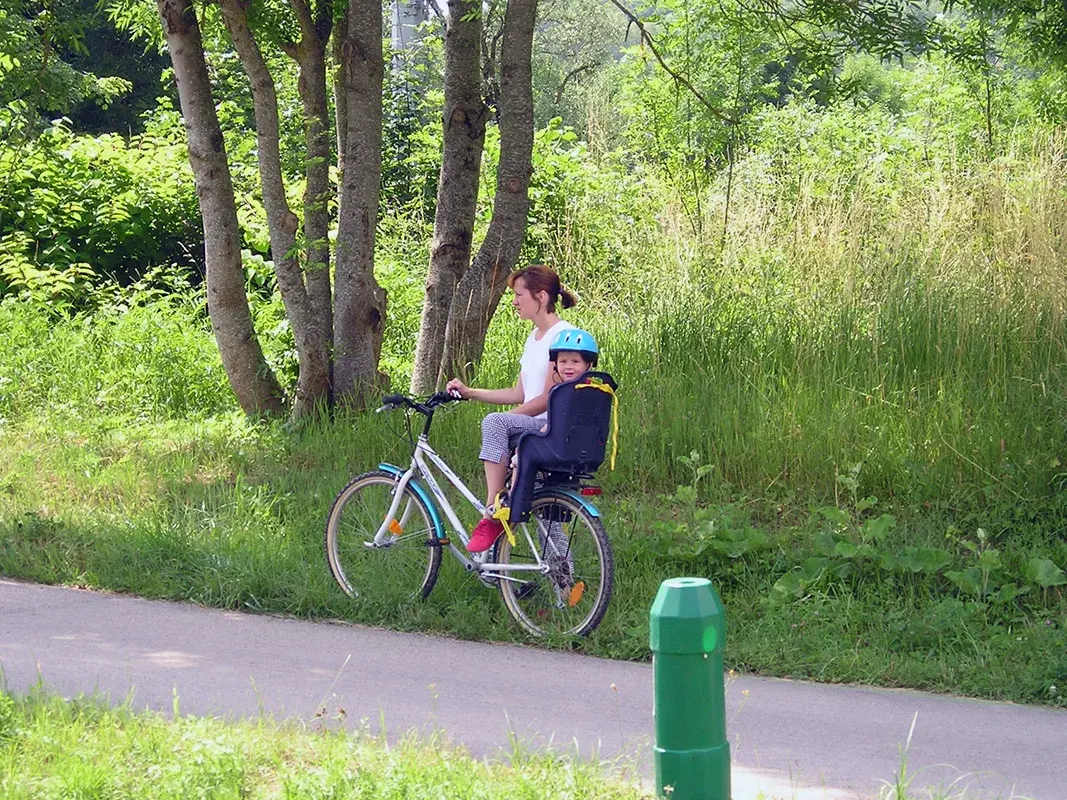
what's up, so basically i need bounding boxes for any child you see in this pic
[500,329,599,538]
[465,328,600,554]
[506,329,600,575]
[539,328,598,432]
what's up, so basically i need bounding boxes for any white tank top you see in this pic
[519,320,572,420]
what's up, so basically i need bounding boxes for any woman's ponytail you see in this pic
[508,264,577,312]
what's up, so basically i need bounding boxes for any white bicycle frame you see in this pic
[372,432,551,581]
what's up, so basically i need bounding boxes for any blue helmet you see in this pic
[549,328,598,366]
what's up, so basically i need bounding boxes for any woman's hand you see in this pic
[445,378,472,400]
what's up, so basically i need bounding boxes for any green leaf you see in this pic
[836,472,859,492]
[711,539,751,558]
[917,547,954,573]
[897,546,952,574]
[834,541,858,558]
[815,505,850,525]
[855,495,878,513]
[813,530,837,555]
[801,557,828,581]
[1026,558,1067,589]
[988,583,1028,605]
[978,549,1002,571]
[769,570,804,601]
[861,513,897,542]
[832,562,854,580]
[946,567,982,596]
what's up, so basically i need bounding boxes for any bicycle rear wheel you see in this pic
[494,492,614,637]
[324,470,442,601]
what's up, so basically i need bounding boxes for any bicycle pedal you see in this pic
[425,537,449,547]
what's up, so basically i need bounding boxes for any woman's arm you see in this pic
[446,376,524,406]
[509,366,556,417]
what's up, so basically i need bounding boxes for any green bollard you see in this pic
[650,577,730,800]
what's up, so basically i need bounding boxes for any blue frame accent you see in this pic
[377,463,447,539]
[539,487,602,518]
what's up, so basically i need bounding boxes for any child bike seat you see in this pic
[507,371,618,523]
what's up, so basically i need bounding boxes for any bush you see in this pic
[0,117,201,300]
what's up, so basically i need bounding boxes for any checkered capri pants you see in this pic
[478,412,544,464]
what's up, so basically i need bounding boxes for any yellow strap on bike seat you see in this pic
[492,493,516,546]
[575,379,619,470]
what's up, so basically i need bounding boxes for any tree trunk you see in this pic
[410,0,486,394]
[296,40,334,399]
[218,0,331,419]
[333,0,388,406]
[287,0,335,410]
[440,0,537,380]
[333,13,349,184]
[157,0,284,416]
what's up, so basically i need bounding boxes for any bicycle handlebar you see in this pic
[375,390,462,415]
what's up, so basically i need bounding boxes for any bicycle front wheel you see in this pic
[324,470,442,602]
[495,492,614,637]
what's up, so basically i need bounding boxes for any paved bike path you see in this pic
[1,579,1062,799]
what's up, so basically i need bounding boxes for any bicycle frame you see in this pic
[375,432,550,581]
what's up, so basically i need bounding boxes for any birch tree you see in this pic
[147,0,388,416]
[155,0,285,416]
[410,0,486,394]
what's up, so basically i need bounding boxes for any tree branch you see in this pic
[555,61,599,104]
[606,0,738,125]
[287,0,316,40]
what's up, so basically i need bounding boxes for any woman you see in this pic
[445,264,576,553]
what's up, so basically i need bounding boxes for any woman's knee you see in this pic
[479,413,512,464]
[481,412,507,438]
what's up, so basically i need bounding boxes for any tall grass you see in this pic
[6,127,1067,512]
[0,291,231,421]
[8,125,1067,511]
[524,127,1067,509]
[2,116,1066,705]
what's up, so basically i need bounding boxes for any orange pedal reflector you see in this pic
[388,519,403,536]
[568,581,586,607]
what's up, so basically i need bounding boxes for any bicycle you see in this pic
[324,391,614,637]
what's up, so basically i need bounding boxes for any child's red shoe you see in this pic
[467,518,504,553]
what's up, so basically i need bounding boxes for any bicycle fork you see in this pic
[367,470,419,547]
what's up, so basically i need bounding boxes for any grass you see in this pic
[0,404,1063,706]
[0,689,1029,799]
[2,119,1067,708]
[0,689,649,799]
